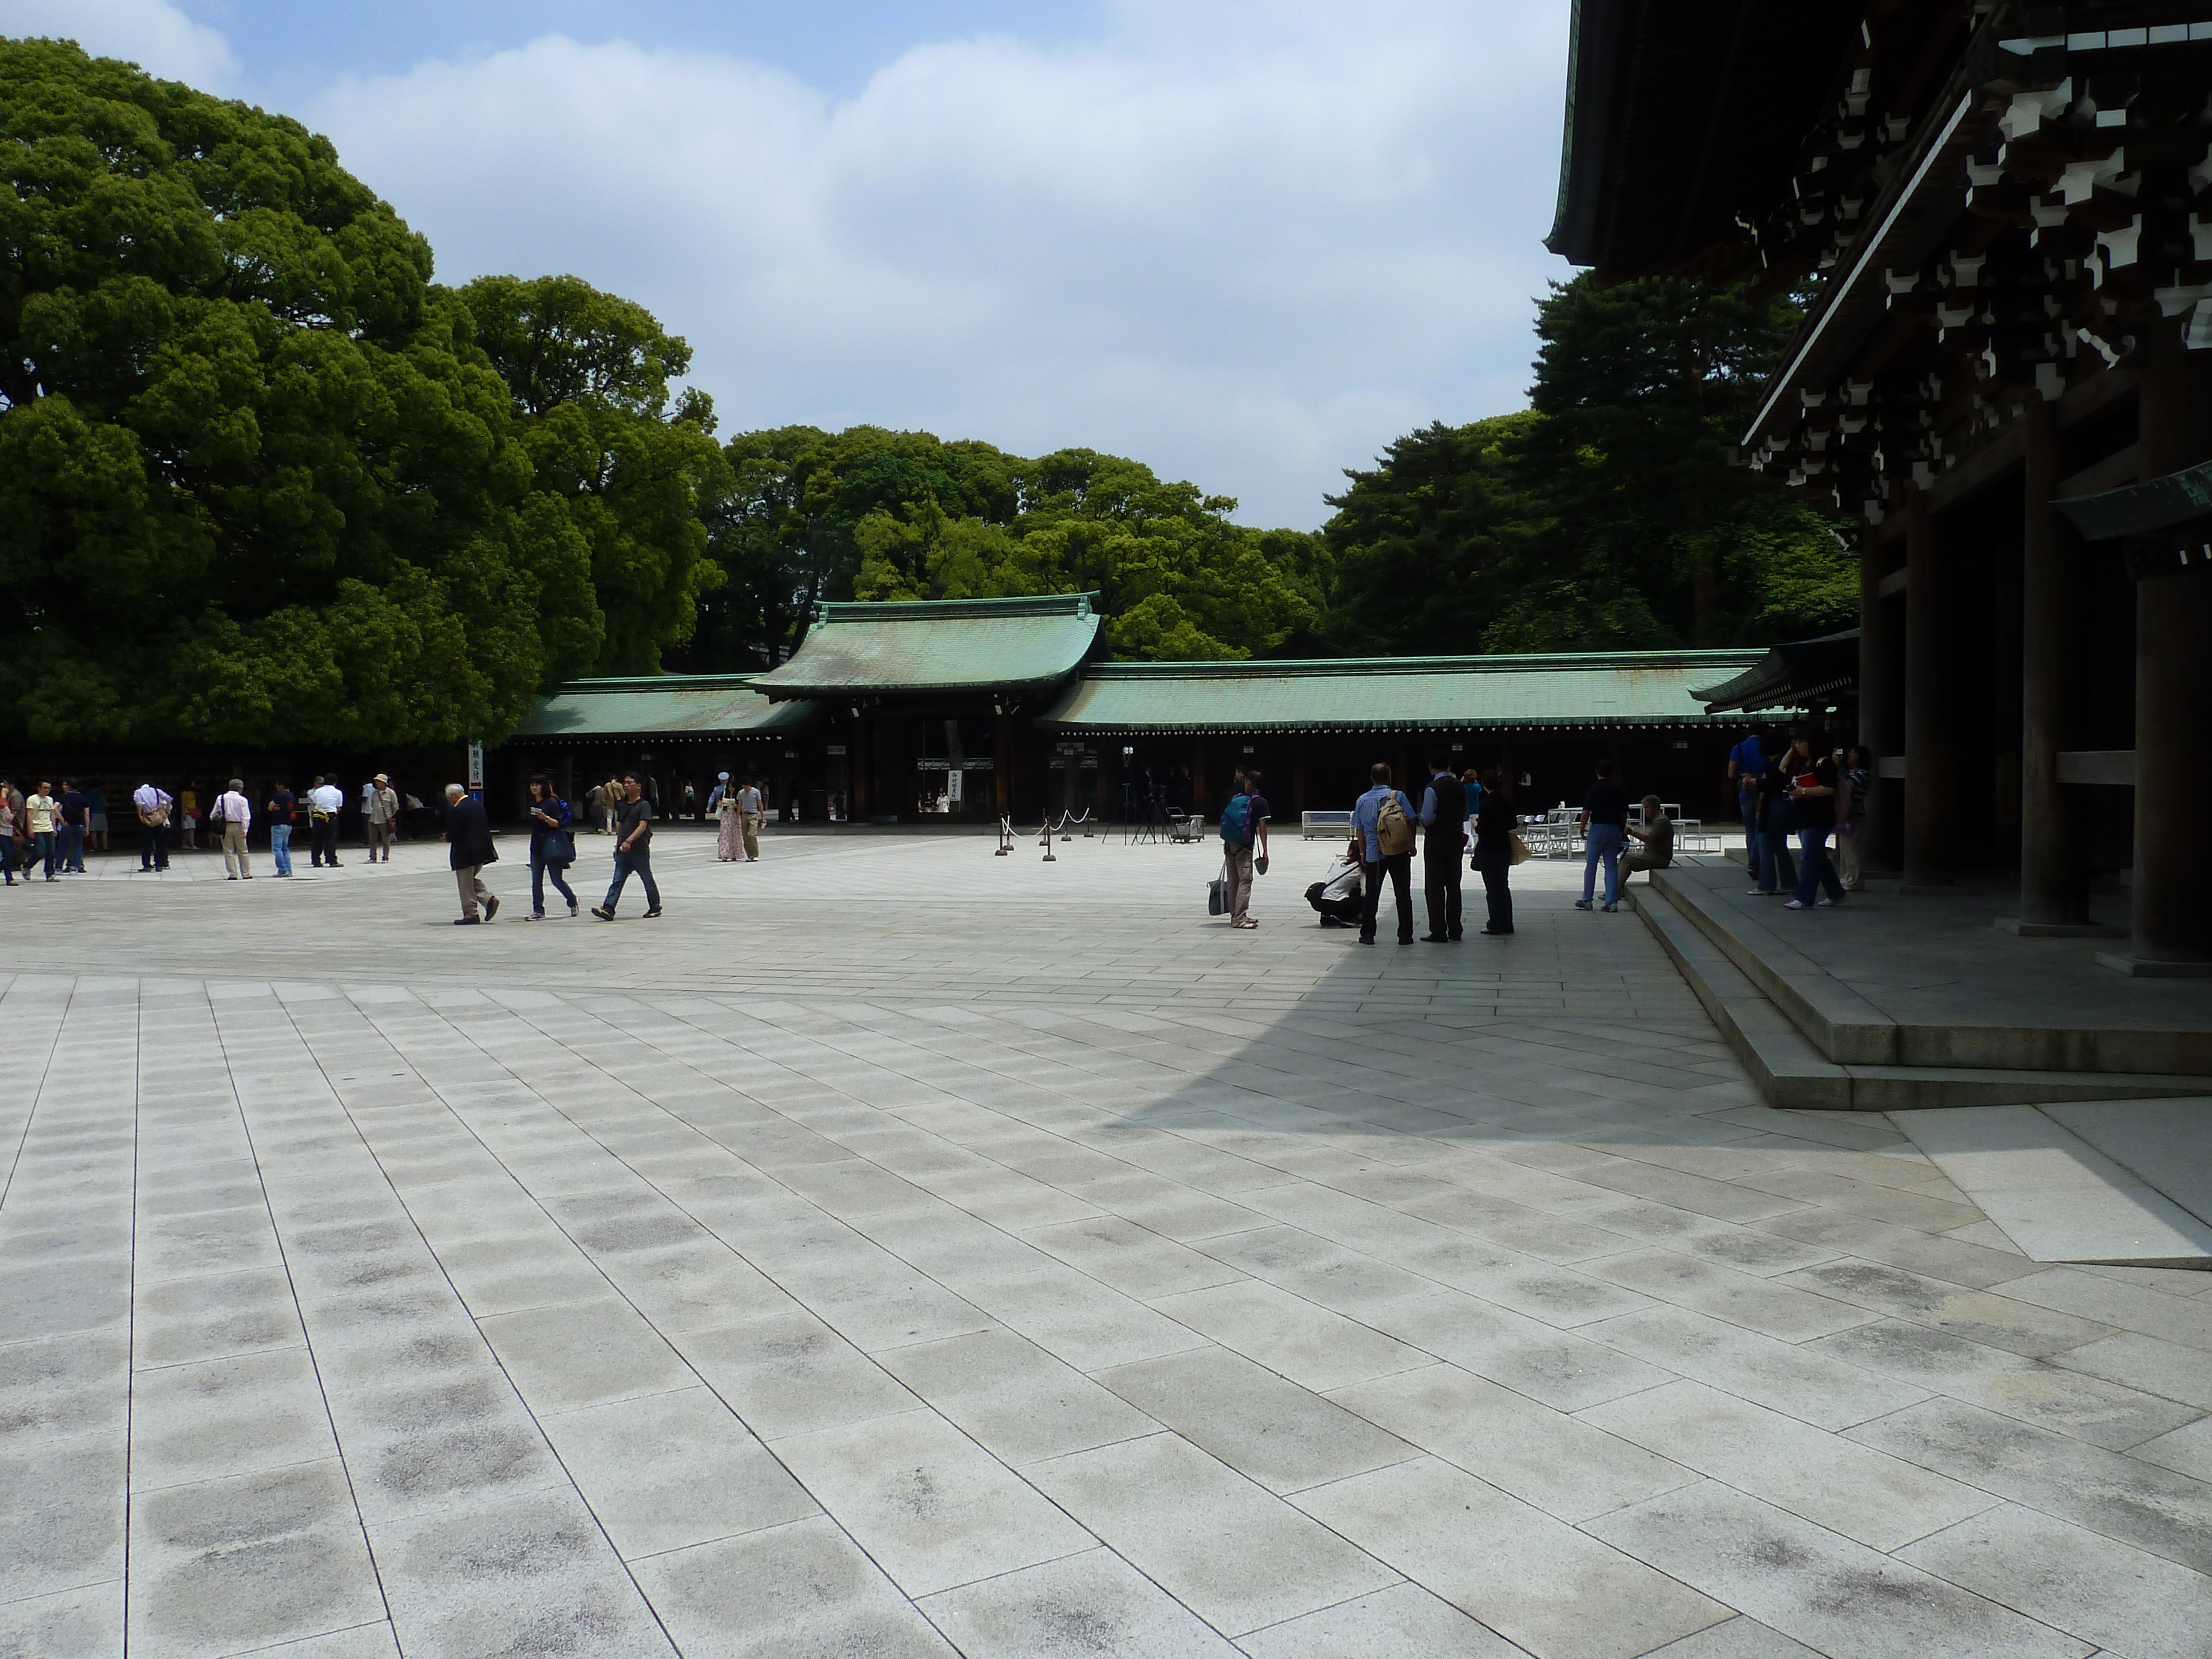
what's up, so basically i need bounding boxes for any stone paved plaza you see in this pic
[5,826,2211,1658]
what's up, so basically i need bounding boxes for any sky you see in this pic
[7,0,1577,530]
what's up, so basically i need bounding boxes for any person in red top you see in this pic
[1782,729,1846,910]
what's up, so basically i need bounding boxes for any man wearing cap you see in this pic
[217,779,253,879]
[366,773,399,862]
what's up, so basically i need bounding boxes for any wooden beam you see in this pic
[2056,443,2140,500]
[2056,749,2135,786]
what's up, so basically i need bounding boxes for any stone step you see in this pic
[1627,883,2211,1112]
[1648,864,2212,1076]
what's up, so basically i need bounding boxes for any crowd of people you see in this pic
[1727,726,1868,909]
[1226,755,1542,942]
[1238,752,1694,940]
[444,770,774,924]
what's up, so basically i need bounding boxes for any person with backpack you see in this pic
[1218,769,1271,929]
[525,775,580,918]
[1350,762,1417,945]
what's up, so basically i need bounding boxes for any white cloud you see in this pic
[1,0,236,86]
[148,1,1573,529]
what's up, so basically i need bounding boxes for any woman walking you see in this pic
[526,776,580,919]
[1472,768,1517,936]
[714,772,744,862]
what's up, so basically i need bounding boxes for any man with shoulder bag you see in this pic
[134,779,172,872]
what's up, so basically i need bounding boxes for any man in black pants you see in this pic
[1418,754,1468,941]
[1351,761,1415,945]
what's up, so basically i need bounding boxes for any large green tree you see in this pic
[458,274,727,675]
[1325,274,1855,655]
[681,426,1326,666]
[0,40,716,744]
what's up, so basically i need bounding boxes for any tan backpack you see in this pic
[1377,792,1416,857]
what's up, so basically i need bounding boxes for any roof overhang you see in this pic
[1037,651,1764,736]
[1547,0,1866,279]
[752,593,1103,700]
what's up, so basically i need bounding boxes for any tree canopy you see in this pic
[6,40,1855,742]
[1323,274,1855,655]
[0,40,722,745]
[679,425,1328,667]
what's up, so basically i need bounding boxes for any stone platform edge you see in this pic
[1648,863,2212,1077]
[1626,881,2210,1112]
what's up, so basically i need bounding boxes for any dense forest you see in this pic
[2,38,1853,747]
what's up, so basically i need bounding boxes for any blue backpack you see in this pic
[1220,793,1252,846]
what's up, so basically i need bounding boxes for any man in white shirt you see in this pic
[217,778,253,879]
[309,775,345,868]
[133,781,173,872]
[735,779,765,862]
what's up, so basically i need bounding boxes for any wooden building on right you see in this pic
[1550,2,2212,973]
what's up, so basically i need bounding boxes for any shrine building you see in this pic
[502,593,1768,829]
[1551,1,2212,973]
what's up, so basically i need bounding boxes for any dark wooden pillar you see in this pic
[995,712,1012,816]
[1859,525,1903,872]
[2015,396,2093,927]
[2117,322,2212,968]
[1902,487,1952,889]
[1292,739,1307,816]
[852,713,872,820]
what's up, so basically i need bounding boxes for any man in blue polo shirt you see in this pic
[1727,728,1766,884]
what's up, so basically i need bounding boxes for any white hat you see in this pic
[717,771,729,780]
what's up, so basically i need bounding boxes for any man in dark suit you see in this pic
[443,783,500,924]
[1418,754,1468,941]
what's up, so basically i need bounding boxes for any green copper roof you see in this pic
[512,675,819,739]
[753,592,1102,698]
[1036,651,1767,734]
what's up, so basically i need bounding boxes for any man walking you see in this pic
[25,782,58,881]
[58,780,88,873]
[218,779,253,879]
[443,784,500,924]
[1577,758,1629,912]
[592,773,661,920]
[736,776,765,862]
[366,773,399,862]
[1219,769,1270,930]
[1350,763,1416,946]
[1418,754,1468,942]
[134,779,172,872]
[267,781,295,876]
[309,775,344,867]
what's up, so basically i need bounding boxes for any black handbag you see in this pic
[1208,859,1227,916]
[541,828,576,865]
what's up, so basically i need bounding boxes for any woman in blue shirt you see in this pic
[526,776,579,919]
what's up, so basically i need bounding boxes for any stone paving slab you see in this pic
[2,831,2208,1656]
